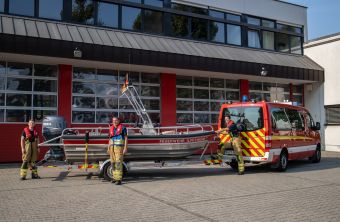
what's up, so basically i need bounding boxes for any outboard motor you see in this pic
[41,116,67,161]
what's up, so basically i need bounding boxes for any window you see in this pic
[305,112,315,128]
[276,33,289,52]
[144,10,163,34]
[222,107,264,131]
[325,106,340,125]
[209,10,224,19]
[0,0,4,13]
[39,0,63,20]
[144,0,163,7]
[246,16,260,26]
[262,31,275,50]
[191,6,208,15]
[171,3,189,11]
[277,23,302,34]
[191,18,208,40]
[262,19,275,28]
[227,24,241,45]
[9,0,35,16]
[249,82,290,102]
[291,36,302,54]
[72,69,160,124]
[176,76,239,124]
[122,6,141,31]
[226,14,240,22]
[210,22,225,43]
[292,84,303,106]
[0,62,58,123]
[286,109,304,130]
[71,0,94,25]
[271,108,291,130]
[248,30,261,48]
[125,0,141,3]
[97,2,118,28]
[171,14,189,37]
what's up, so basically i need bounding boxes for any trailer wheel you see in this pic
[310,145,321,163]
[277,150,288,172]
[102,161,128,181]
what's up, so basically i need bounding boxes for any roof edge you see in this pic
[275,0,307,9]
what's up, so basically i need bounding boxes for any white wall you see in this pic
[304,36,340,152]
[175,0,308,39]
[304,82,325,150]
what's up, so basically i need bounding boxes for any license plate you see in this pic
[225,150,235,155]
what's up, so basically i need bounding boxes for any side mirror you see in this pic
[313,122,321,131]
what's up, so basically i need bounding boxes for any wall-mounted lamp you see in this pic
[74,47,82,58]
[260,66,268,76]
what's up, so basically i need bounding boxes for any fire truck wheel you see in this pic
[229,161,238,171]
[277,150,288,172]
[310,146,321,163]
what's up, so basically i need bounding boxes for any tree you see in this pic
[72,0,94,24]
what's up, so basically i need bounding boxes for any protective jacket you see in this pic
[109,124,127,146]
[23,127,38,142]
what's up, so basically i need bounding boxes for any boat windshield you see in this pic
[221,106,264,131]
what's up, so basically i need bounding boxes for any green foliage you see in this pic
[72,0,94,24]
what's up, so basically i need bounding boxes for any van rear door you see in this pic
[221,105,266,157]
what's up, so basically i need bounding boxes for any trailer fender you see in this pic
[99,159,129,179]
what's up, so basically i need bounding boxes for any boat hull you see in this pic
[62,132,213,163]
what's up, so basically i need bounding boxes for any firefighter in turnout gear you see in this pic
[107,117,128,185]
[216,115,245,175]
[20,120,41,180]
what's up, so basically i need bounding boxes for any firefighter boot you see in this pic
[31,166,41,179]
[20,162,28,180]
[237,155,245,175]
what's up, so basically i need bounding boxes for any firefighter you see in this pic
[216,115,245,175]
[20,120,41,180]
[107,117,128,185]
[215,115,234,158]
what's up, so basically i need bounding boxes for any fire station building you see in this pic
[0,0,324,162]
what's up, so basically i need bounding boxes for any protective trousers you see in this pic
[109,145,124,181]
[218,137,244,174]
[20,140,38,178]
[232,137,245,174]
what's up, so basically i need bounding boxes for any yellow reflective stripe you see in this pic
[221,135,230,143]
[250,149,259,157]
[272,136,313,140]
[249,132,265,148]
[242,149,251,156]
[257,149,265,156]
[257,129,265,137]
[241,140,251,148]
[242,133,258,148]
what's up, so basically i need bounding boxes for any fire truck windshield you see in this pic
[222,107,264,131]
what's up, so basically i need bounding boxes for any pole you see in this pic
[84,131,89,171]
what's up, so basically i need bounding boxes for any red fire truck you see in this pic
[218,101,321,171]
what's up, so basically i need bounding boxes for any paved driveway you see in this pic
[1,151,340,222]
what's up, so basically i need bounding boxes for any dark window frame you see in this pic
[1,0,305,55]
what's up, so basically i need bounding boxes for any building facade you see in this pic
[0,0,323,162]
[304,33,340,152]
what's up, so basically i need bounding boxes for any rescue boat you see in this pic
[59,125,214,164]
[40,75,214,164]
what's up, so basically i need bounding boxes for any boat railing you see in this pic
[59,124,215,137]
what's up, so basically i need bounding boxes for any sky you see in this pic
[284,0,340,40]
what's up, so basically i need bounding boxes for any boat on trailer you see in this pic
[60,125,214,164]
[39,77,216,179]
